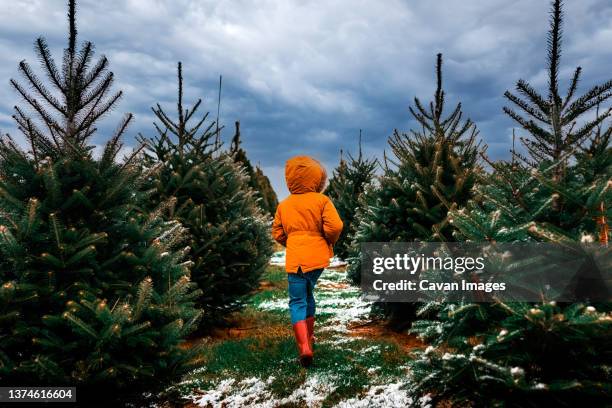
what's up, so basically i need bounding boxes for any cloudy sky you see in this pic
[0,0,611,198]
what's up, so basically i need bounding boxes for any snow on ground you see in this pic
[316,269,372,335]
[269,251,286,266]
[316,295,372,333]
[259,261,373,347]
[188,254,416,408]
[258,266,372,335]
[192,377,276,408]
[191,374,337,408]
[332,382,413,408]
[279,374,338,407]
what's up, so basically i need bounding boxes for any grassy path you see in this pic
[174,258,422,407]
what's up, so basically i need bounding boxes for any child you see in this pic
[272,156,343,367]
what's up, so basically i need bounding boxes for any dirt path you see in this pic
[174,254,422,407]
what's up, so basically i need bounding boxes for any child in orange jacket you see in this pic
[272,156,343,367]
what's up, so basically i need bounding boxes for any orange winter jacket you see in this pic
[272,156,343,273]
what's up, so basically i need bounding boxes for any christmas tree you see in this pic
[325,131,377,260]
[408,1,612,405]
[139,63,273,327]
[347,54,482,327]
[230,121,279,215]
[253,165,278,215]
[0,1,203,403]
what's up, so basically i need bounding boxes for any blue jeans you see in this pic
[288,268,323,324]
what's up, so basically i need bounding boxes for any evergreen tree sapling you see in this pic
[408,2,612,406]
[230,121,279,215]
[0,1,203,403]
[502,0,611,221]
[139,63,273,326]
[254,165,279,215]
[450,0,611,245]
[410,301,611,407]
[325,131,377,260]
[347,54,481,327]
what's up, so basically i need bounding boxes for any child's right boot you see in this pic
[292,320,313,367]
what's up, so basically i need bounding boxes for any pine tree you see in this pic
[408,2,612,405]
[0,1,203,404]
[230,121,278,215]
[347,54,482,327]
[326,132,377,260]
[139,63,273,326]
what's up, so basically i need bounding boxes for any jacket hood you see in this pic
[285,156,327,194]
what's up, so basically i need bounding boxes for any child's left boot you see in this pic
[306,316,315,349]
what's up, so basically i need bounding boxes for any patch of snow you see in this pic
[328,256,348,268]
[192,377,275,408]
[359,345,380,354]
[269,251,286,266]
[418,393,433,408]
[258,298,288,311]
[333,382,412,408]
[442,352,465,361]
[367,366,381,375]
[191,374,336,408]
[472,344,485,354]
[319,334,362,345]
[279,373,337,407]
[510,366,525,377]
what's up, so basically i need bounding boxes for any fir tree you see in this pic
[253,165,278,214]
[503,0,612,212]
[408,1,612,405]
[326,131,377,260]
[347,54,482,327]
[230,121,279,215]
[409,139,612,407]
[139,63,273,326]
[410,301,611,406]
[0,1,202,404]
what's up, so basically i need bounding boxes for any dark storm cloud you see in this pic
[0,0,611,197]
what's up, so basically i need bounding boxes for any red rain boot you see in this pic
[306,316,315,349]
[293,320,313,367]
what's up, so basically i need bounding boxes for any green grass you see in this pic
[250,265,288,305]
[263,265,289,287]
[174,266,415,407]
[177,328,410,406]
[250,287,286,304]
